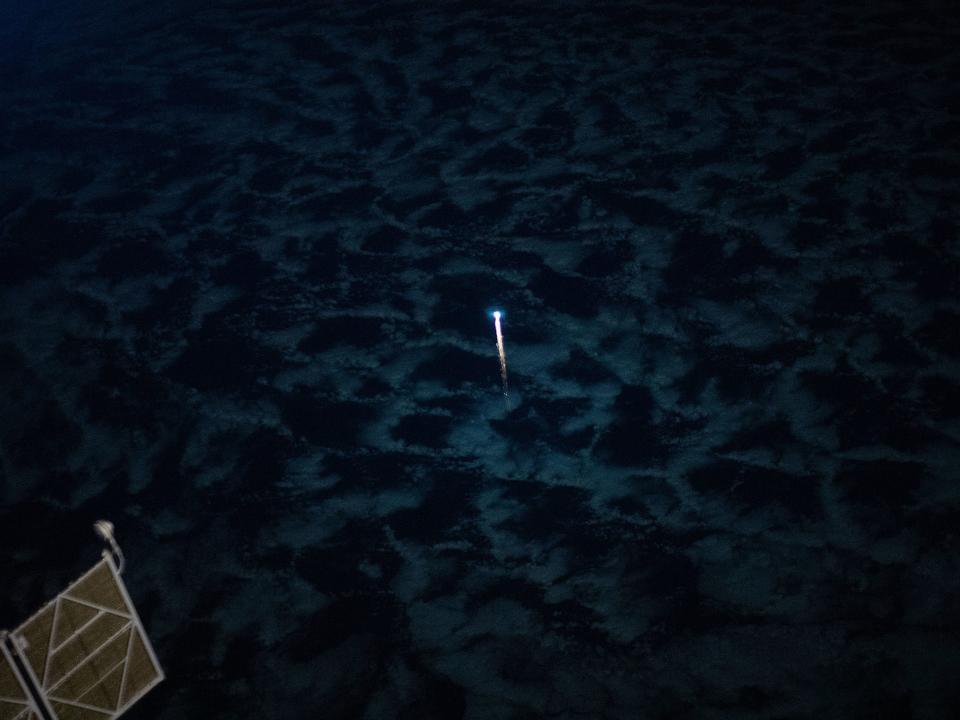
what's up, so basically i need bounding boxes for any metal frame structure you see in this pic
[1,632,49,720]
[2,524,163,720]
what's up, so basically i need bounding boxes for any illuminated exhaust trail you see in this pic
[493,311,509,405]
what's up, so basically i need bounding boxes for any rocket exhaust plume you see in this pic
[493,311,509,406]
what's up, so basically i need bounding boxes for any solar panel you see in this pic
[4,552,163,720]
[1,636,46,720]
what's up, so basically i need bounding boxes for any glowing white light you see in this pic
[493,311,508,405]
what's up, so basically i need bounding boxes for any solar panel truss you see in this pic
[6,553,163,720]
[1,634,46,720]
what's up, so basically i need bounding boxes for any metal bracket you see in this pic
[94,519,125,574]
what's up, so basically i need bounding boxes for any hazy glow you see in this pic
[493,311,508,404]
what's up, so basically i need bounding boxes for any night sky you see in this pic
[1,1,959,718]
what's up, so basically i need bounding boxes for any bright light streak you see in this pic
[493,311,508,405]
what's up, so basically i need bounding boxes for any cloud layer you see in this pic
[1,1,958,718]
